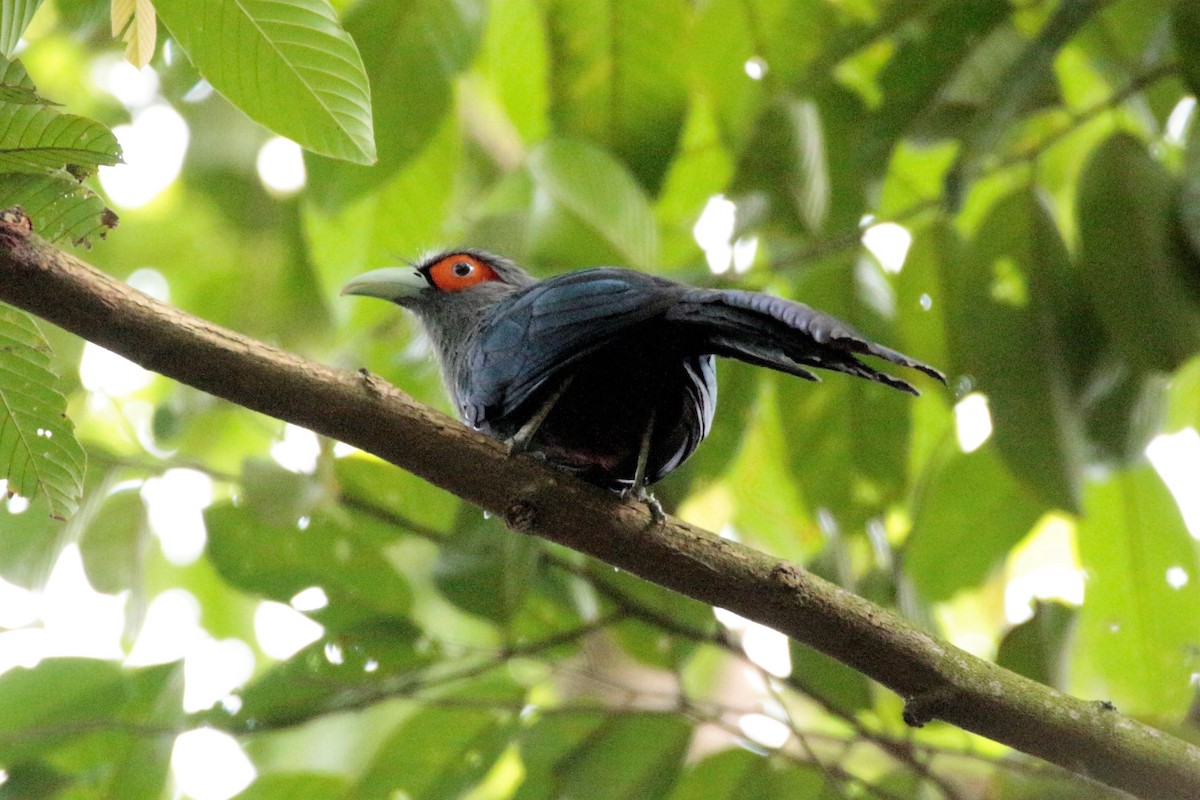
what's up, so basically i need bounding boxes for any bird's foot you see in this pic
[621,485,666,525]
[503,434,545,459]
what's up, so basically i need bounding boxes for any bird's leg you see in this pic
[622,406,665,524]
[506,374,575,455]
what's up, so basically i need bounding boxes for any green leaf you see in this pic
[1077,132,1200,372]
[525,138,658,269]
[517,713,691,800]
[0,494,59,588]
[1178,112,1200,271]
[99,662,183,800]
[732,96,833,233]
[1165,353,1200,433]
[232,773,350,800]
[78,488,147,594]
[996,600,1075,689]
[0,59,120,176]
[593,565,716,669]
[0,661,181,798]
[775,261,915,532]
[0,173,117,246]
[667,748,825,800]
[433,505,540,624]
[351,678,523,800]
[204,503,412,630]
[232,620,433,726]
[0,2,43,60]
[305,0,484,207]
[545,0,687,192]
[240,458,327,524]
[691,0,837,156]
[907,444,1045,602]
[0,306,86,520]
[954,191,1088,511]
[153,0,375,163]
[477,0,549,144]
[1073,464,1200,719]
[335,455,459,536]
[0,760,73,799]
[307,113,464,295]
[0,52,46,104]
[788,641,872,716]
[869,0,1009,163]
[726,380,813,561]
[943,4,1090,202]
[0,659,130,762]
[1171,2,1200,100]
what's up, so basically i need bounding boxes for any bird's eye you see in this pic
[426,252,501,292]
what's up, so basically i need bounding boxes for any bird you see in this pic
[342,250,944,515]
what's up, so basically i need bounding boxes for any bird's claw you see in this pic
[503,436,546,460]
[622,485,666,525]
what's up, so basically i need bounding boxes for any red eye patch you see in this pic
[426,253,500,292]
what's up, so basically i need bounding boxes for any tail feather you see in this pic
[669,288,946,393]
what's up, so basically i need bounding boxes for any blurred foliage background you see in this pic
[2,0,1200,797]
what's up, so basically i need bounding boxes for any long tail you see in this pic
[668,288,945,395]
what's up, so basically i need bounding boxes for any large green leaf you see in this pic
[667,748,824,800]
[732,96,833,234]
[0,15,43,71]
[1175,2,1200,100]
[1073,464,1200,719]
[153,0,375,163]
[1164,353,1200,433]
[525,138,658,268]
[943,4,1091,201]
[0,172,117,246]
[477,0,549,144]
[725,378,812,560]
[351,677,523,800]
[516,713,692,800]
[869,0,1010,165]
[335,456,460,536]
[204,503,412,630]
[774,261,916,533]
[691,0,838,155]
[0,494,59,587]
[1178,112,1200,270]
[306,114,464,297]
[0,659,130,761]
[1077,132,1200,372]
[0,660,181,798]
[0,58,43,105]
[231,619,433,726]
[432,505,540,624]
[78,487,147,594]
[305,0,485,206]
[953,191,1087,511]
[0,58,120,176]
[996,600,1076,689]
[593,564,716,669]
[544,0,687,192]
[232,773,350,800]
[0,306,86,520]
[906,444,1045,602]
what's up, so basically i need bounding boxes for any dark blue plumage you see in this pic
[342,252,943,493]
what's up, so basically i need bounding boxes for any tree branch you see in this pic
[0,208,1197,799]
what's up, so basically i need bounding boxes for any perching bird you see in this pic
[342,250,943,509]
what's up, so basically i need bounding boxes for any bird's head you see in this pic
[340,250,533,313]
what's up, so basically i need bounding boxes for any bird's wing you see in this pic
[462,268,680,424]
[667,288,945,395]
